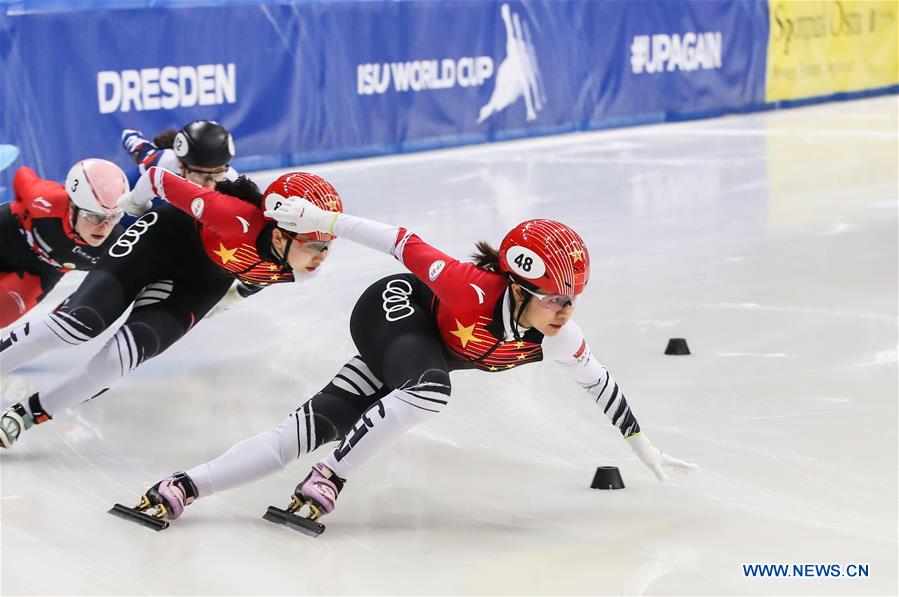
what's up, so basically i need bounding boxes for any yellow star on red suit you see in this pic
[514,341,526,348]
[489,366,498,371]
[517,354,526,360]
[213,243,239,265]
[271,274,281,281]
[323,198,340,211]
[449,319,483,349]
[268,264,280,271]
[569,249,585,262]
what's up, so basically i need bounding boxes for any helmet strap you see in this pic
[69,204,87,243]
[509,281,532,341]
[272,229,294,268]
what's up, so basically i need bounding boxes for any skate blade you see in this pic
[263,506,325,537]
[108,503,169,531]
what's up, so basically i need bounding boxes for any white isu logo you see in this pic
[109,211,159,257]
[381,278,415,322]
[478,3,544,123]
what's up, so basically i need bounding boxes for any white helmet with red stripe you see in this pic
[499,219,590,296]
[65,158,129,215]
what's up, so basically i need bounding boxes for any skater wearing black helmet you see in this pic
[121,119,236,188]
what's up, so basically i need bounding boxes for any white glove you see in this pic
[118,169,157,216]
[121,129,147,154]
[627,433,698,482]
[117,190,152,217]
[263,195,338,235]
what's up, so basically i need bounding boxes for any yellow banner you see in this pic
[766,0,898,102]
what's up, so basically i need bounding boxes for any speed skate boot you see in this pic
[109,472,198,531]
[0,396,50,448]
[295,462,345,518]
[262,462,345,537]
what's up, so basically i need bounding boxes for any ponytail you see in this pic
[471,241,501,272]
[214,175,263,208]
[152,128,178,149]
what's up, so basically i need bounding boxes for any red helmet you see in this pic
[499,219,590,296]
[262,172,343,241]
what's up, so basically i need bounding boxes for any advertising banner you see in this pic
[0,0,851,200]
[766,0,899,102]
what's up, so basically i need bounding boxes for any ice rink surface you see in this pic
[1,96,897,596]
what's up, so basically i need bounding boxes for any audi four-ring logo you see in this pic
[108,211,159,257]
[381,278,414,322]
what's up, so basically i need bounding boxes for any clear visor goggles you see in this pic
[520,285,577,312]
[80,209,124,226]
[182,164,229,184]
[282,230,332,253]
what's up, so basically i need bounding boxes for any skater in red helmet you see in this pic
[0,169,342,449]
[0,159,128,327]
[124,199,695,529]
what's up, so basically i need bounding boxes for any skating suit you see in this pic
[322,225,642,439]
[0,167,123,326]
[143,166,294,286]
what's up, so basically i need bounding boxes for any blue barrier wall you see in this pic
[0,0,774,191]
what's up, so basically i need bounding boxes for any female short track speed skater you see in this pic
[0,168,342,448]
[120,119,237,187]
[122,199,695,530]
[0,159,128,327]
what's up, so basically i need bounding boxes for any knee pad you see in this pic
[45,305,106,344]
[382,368,452,428]
[272,398,351,464]
[399,368,451,408]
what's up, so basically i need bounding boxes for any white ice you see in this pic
[1,96,896,595]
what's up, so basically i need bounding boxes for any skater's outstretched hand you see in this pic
[264,195,338,235]
[117,189,152,217]
[627,433,697,482]
[118,168,156,216]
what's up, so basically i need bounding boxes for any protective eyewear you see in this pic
[183,165,229,183]
[282,231,331,253]
[80,210,124,226]
[520,285,576,312]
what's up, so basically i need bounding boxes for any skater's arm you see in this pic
[137,167,261,232]
[332,216,493,306]
[121,129,167,173]
[542,321,641,438]
[264,201,490,305]
[542,321,698,481]
[12,167,68,216]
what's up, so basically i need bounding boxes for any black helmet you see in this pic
[173,120,234,168]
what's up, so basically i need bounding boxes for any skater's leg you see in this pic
[186,356,387,498]
[0,270,130,374]
[37,272,232,413]
[0,208,186,374]
[0,274,230,448]
[136,357,386,520]
[299,275,451,514]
